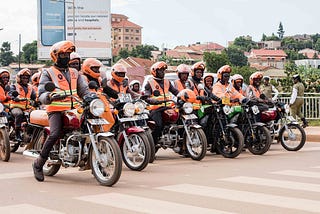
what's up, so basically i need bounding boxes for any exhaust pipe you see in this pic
[23,150,40,158]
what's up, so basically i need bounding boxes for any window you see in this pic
[135,37,139,41]
[118,36,121,40]
[125,44,129,47]
[125,36,129,40]
[131,37,133,40]
[136,29,139,33]
[131,29,133,32]
[125,29,129,32]
[118,29,121,32]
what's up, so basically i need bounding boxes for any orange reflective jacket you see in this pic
[46,67,78,113]
[10,83,33,110]
[148,79,174,110]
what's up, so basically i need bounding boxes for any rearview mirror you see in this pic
[88,81,99,90]
[153,90,160,97]
[44,82,56,92]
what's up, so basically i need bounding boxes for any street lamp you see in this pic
[52,0,75,45]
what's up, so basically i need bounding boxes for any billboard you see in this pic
[37,0,111,60]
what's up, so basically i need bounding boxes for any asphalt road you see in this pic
[1,141,320,214]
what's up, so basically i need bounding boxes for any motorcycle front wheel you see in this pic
[217,127,244,158]
[120,132,151,171]
[0,127,10,161]
[245,126,272,155]
[145,129,156,163]
[184,128,207,161]
[279,123,306,151]
[90,136,122,186]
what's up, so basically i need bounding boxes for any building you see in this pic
[248,49,287,69]
[298,48,320,59]
[257,41,282,50]
[295,59,320,69]
[111,14,142,56]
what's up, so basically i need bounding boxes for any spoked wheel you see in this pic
[217,127,244,158]
[279,123,306,151]
[120,132,151,171]
[0,128,10,161]
[90,137,122,186]
[184,128,207,161]
[246,126,272,155]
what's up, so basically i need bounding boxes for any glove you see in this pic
[13,97,20,102]
[241,98,249,104]
[196,96,205,102]
[50,93,66,102]
[147,98,162,105]
[209,94,221,102]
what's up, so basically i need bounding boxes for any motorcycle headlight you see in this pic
[135,101,146,114]
[284,104,290,114]
[0,103,4,113]
[183,102,193,114]
[223,105,232,115]
[251,105,260,115]
[89,99,105,116]
[123,103,135,117]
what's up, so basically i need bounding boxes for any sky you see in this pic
[1,0,320,55]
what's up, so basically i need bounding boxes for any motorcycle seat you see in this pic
[30,110,49,126]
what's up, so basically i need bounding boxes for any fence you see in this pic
[278,93,320,120]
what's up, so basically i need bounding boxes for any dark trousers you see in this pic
[149,109,163,144]
[40,112,62,160]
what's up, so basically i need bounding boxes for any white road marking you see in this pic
[76,193,235,214]
[220,176,320,192]
[271,170,320,178]
[157,184,320,213]
[0,204,63,214]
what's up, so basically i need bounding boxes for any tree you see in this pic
[203,51,230,73]
[130,44,159,59]
[0,42,15,66]
[22,40,37,63]
[224,47,248,67]
[277,22,285,40]
[232,36,258,52]
[261,33,267,41]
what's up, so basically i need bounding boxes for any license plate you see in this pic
[87,118,109,125]
[182,114,197,120]
[133,114,148,120]
[0,116,8,124]
[118,93,132,103]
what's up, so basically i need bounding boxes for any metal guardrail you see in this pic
[278,93,320,120]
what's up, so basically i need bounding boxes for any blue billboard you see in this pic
[40,0,65,46]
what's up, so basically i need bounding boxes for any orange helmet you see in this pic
[82,58,102,80]
[217,65,232,80]
[111,63,127,83]
[16,68,31,83]
[150,61,168,77]
[31,72,41,85]
[204,74,214,82]
[0,68,10,78]
[176,64,191,74]
[177,89,197,103]
[249,72,263,85]
[191,61,205,77]
[232,74,243,84]
[50,40,75,63]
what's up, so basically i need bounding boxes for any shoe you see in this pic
[32,157,46,182]
[301,118,308,128]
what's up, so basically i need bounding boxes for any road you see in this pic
[1,141,320,214]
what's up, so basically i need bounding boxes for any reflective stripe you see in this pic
[148,79,174,110]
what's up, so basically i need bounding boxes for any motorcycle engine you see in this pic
[60,134,82,164]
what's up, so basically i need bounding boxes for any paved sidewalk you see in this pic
[304,126,320,142]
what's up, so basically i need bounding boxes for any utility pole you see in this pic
[18,34,21,71]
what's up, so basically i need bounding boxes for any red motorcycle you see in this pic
[24,82,122,186]
[260,101,306,151]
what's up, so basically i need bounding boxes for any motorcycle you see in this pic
[0,102,10,161]
[24,82,122,186]
[260,101,306,151]
[197,98,244,158]
[227,101,272,155]
[109,92,152,171]
[146,90,207,161]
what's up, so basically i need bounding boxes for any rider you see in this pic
[190,61,205,96]
[174,64,193,90]
[203,74,214,93]
[31,71,41,101]
[9,68,36,142]
[106,64,130,99]
[32,40,91,182]
[0,68,11,103]
[129,80,142,99]
[245,71,268,103]
[260,76,279,101]
[232,74,245,96]
[144,61,179,147]
[68,52,82,71]
[81,57,103,90]
[212,65,246,105]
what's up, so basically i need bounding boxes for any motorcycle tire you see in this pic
[184,128,207,161]
[246,126,272,155]
[0,128,10,161]
[217,127,244,158]
[90,136,122,186]
[120,132,151,171]
[145,129,156,163]
[279,123,306,151]
[9,127,19,153]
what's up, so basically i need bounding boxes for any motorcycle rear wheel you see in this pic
[145,129,156,163]
[217,127,244,158]
[184,128,207,161]
[120,132,151,171]
[90,136,122,186]
[246,126,272,155]
[0,128,10,161]
[279,123,306,151]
